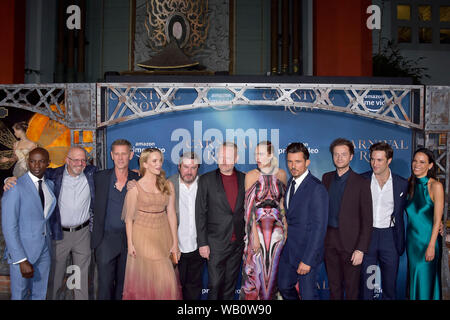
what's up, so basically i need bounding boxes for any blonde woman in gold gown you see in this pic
[0,122,37,177]
[121,147,182,300]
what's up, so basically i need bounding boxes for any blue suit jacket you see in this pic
[1,173,56,265]
[46,165,97,240]
[281,172,329,268]
[361,171,408,256]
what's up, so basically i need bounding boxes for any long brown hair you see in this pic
[139,148,171,195]
[408,148,437,199]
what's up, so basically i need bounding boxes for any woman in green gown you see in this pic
[406,148,444,300]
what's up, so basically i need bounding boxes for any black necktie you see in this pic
[38,180,45,210]
[288,179,296,209]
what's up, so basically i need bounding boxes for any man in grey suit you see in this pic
[168,151,205,300]
[196,142,245,300]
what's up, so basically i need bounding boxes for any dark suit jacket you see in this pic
[322,168,373,253]
[361,171,408,256]
[282,172,329,268]
[47,165,97,241]
[195,169,245,252]
[91,168,139,249]
[168,173,181,227]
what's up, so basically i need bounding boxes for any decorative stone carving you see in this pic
[133,0,229,72]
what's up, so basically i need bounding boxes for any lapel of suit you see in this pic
[172,173,180,216]
[339,168,355,214]
[392,173,401,216]
[323,172,332,190]
[173,173,180,199]
[44,179,56,220]
[234,171,245,213]
[84,166,96,211]
[23,173,43,215]
[215,169,233,213]
[289,172,311,211]
[23,173,56,218]
[84,166,95,192]
[285,176,293,210]
[99,169,114,220]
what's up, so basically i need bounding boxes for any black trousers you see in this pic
[94,231,128,300]
[207,241,244,300]
[324,227,361,300]
[178,249,206,300]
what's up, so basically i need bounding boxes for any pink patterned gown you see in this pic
[240,173,286,300]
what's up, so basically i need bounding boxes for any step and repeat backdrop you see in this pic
[105,88,413,299]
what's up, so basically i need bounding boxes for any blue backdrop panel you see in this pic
[106,102,412,300]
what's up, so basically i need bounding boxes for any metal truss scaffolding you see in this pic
[97,83,424,129]
[0,83,97,163]
[415,86,450,300]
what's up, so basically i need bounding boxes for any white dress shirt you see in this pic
[286,169,309,209]
[371,171,394,228]
[58,166,91,228]
[28,171,52,219]
[177,176,198,253]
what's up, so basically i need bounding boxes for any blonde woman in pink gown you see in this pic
[121,147,182,300]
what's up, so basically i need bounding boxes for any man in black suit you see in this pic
[91,139,139,300]
[195,142,245,300]
[360,142,408,300]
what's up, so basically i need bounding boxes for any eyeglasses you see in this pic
[68,157,87,164]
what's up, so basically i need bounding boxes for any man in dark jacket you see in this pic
[360,142,408,300]
[195,142,245,300]
[91,139,139,300]
[322,138,373,300]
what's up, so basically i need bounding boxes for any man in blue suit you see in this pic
[360,142,408,300]
[278,142,329,300]
[1,147,56,300]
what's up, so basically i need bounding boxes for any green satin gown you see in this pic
[406,176,440,300]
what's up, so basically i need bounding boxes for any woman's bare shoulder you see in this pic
[245,169,260,189]
[429,178,444,193]
[276,168,288,185]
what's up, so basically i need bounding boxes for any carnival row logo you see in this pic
[353,139,409,162]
